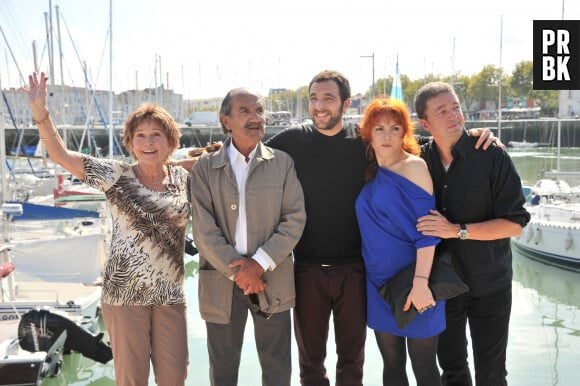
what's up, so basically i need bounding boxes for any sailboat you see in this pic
[0,258,112,386]
[511,119,580,270]
[508,121,540,148]
[510,0,579,268]
[508,140,539,148]
[0,4,113,384]
[0,200,111,385]
[1,137,110,386]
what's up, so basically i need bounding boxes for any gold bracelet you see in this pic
[414,275,429,280]
[33,111,50,125]
[40,132,59,141]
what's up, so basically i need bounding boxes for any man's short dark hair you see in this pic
[309,70,351,104]
[414,82,458,120]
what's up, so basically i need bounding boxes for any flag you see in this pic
[390,57,404,102]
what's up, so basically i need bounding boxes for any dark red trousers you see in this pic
[293,261,367,386]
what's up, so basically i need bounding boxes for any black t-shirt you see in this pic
[266,125,368,265]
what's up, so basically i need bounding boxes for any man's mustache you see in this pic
[244,123,264,130]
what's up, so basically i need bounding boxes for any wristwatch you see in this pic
[458,224,469,240]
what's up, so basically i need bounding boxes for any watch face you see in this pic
[459,230,468,240]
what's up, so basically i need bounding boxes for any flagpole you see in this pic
[497,15,503,141]
[360,53,375,98]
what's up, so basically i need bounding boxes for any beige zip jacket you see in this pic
[190,138,306,324]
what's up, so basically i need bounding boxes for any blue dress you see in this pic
[355,167,445,338]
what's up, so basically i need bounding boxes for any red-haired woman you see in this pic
[355,97,443,386]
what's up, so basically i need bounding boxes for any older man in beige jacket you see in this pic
[190,88,306,386]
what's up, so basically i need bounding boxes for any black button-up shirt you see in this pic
[422,130,530,296]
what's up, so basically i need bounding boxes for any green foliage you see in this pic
[265,61,560,118]
[509,61,533,97]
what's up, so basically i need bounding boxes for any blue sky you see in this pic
[1,0,578,99]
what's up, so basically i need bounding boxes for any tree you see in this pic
[509,61,533,98]
[468,65,502,110]
[373,77,393,98]
[286,62,561,119]
[452,74,476,118]
[531,90,559,116]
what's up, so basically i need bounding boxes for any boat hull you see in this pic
[512,239,580,272]
[511,203,580,272]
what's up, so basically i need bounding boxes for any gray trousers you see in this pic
[206,286,292,386]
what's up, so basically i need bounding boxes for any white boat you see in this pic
[0,202,112,385]
[511,178,580,271]
[0,293,112,386]
[508,140,539,148]
[1,201,107,323]
[0,305,68,386]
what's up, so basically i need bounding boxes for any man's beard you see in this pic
[314,107,343,131]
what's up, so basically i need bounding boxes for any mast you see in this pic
[159,55,164,107]
[108,0,113,158]
[55,5,67,146]
[0,72,7,204]
[557,0,565,170]
[32,41,38,72]
[48,0,55,86]
[451,36,455,87]
[135,70,139,109]
[154,54,159,104]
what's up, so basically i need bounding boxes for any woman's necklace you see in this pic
[137,164,166,186]
[136,164,179,194]
[379,152,407,170]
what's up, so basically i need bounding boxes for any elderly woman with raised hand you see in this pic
[355,97,443,386]
[23,71,190,386]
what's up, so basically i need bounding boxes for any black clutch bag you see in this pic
[377,249,468,329]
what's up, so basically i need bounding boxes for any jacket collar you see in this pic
[210,137,274,170]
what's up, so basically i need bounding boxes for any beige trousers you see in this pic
[102,303,189,386]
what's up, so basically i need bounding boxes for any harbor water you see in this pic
[40,147,580,386]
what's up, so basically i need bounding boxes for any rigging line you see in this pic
[59,11,109,93]
[60,15,98,122]
[0,2,31,61]
[60,13,108,157]
[0,25,26,86]
[59,12,123,157]
[1,90,36,176]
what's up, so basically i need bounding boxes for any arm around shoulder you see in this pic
[171,157,197,172]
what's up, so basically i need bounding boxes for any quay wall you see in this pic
[415,119,580,147]
[4,119,580,156]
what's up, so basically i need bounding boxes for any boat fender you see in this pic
[0,262,15,279]
[525,227,534,243]
[565,232,573,251]
[534,227,542,245]
[18,309,113,364]
[185,234,198,256]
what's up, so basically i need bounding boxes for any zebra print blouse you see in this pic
[83,156,189,306]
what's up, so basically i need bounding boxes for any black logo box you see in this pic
[533,20,580,90]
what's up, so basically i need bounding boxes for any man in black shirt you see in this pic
[415,82,530,386]
[267,70,368,386]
